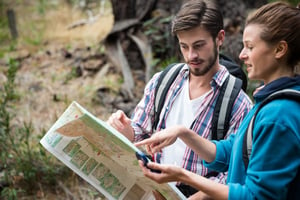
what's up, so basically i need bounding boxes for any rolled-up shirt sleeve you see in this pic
[131,72,161,142]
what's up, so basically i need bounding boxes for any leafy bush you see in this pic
[0,58,71,199]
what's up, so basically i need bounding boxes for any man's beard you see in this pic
[189,43,218,76]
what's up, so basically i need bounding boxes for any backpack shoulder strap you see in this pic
[152,63,185,131]
[242,89,300,170]
[211,74,243,140]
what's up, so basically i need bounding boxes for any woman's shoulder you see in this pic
[255,98,300,139]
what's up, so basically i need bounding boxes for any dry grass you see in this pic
[5,0,115,134]
[5,0,113,49]
[43,2,114,46]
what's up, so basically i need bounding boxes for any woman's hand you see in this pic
[138,160,184,184]
[135,125,185,154]
[139,161,228,200]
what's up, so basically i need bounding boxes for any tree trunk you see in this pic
[105,0,183,99]
[7,9,18,39]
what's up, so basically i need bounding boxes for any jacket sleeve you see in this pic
[204,134,236,172]
[229,100,300,199]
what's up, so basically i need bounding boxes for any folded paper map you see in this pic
[40,101,186,200]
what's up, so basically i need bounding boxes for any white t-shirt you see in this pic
[160,79,209,166]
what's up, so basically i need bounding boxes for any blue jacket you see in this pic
[204,76,300,199]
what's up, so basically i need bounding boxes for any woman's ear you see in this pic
[275,40,288,59]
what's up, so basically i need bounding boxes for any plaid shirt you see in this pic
[131,64,252,183]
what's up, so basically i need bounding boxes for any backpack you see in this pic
[242,89,300,198]
[152,54,248,141]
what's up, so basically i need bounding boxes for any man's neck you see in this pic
[188,65,220,100]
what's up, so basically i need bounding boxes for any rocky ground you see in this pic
[2,43,124,134]
[0,5,135,137]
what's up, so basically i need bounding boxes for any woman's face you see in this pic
[239,24,278,84]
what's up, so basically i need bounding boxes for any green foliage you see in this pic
[1,59,19,103]
[1,187,18,200]
[0,17,10,44]
[142,15,175,68]
[98,44,105,54]
[38,0,47,14]
[155,56,179,71]
[0,58,71,199]
[64,66,80,84]
[0,3,11,47]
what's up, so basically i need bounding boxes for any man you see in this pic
[108,0,252,198]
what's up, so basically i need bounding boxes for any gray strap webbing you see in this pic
[246,116,254,159]
[153,63,185,131]
[216,75,236,139]
[154,63,184,114]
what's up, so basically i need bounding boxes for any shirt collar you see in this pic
[211,65,229,88]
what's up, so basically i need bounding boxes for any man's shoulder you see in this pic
[235,89,253,108]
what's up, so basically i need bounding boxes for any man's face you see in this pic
[177,26,220,76]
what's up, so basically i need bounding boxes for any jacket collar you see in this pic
[254,75,300,101]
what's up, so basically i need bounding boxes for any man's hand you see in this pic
[107,110,134,141]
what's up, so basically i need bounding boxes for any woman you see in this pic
[135,2,300,199]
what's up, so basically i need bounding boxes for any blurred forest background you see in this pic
[0,0,298,199]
